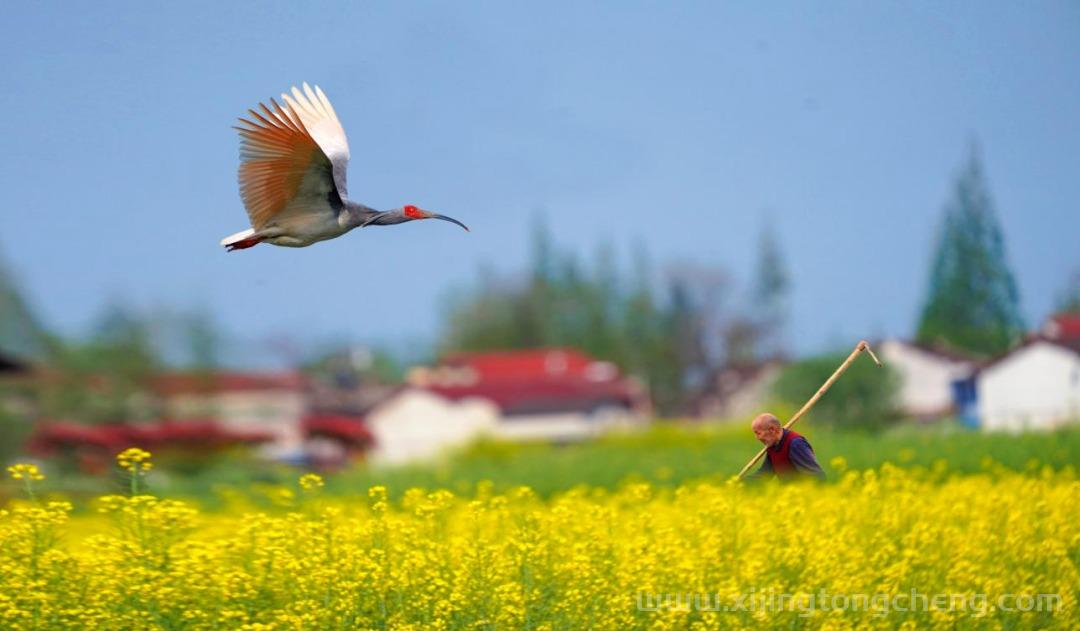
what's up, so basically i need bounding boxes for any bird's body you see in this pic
[222,201,370,249]
[221,83,467,251]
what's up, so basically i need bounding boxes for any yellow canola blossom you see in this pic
[298,473,324,492]
[116,448,153,473]
[0,466,1077,629]
[6,464,44,482]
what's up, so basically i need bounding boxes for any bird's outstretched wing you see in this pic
[282,84,350,200]
[235,83,351,231]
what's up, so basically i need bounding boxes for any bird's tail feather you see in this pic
[220,228,261,251]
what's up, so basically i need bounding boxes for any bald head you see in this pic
[751,413,784,446]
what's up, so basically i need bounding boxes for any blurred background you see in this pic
[1,2,1078,501]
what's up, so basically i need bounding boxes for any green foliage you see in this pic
[38,302,161,424]
[440,220,726,414]
[0,248,39,459]
[303,345,404,388]
[916,144,1024,357]
[0,398,33,465]
[181,308,221,371]
[749,220,790,360]
[771,351,901,431]
[391,423,1080,497]
[0,247,48,362]
[35,423,1080,504]
[440,217,800,415]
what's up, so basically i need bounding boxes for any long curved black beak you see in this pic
[431,213,470,232]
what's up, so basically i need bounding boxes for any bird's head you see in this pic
[402,205,470,231]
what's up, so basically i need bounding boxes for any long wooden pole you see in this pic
[736,340,882,480]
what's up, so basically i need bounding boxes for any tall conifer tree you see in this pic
[916,144,1024,356]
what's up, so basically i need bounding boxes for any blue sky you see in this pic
[2,2,1078,362]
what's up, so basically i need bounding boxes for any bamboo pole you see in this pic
[736,340,882,480]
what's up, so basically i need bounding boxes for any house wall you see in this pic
[367,390,499,465]
[879,340,971,417]
[164,390,307,459]
[493,408,644,442]
[978,342,1080,431]
[368,389,646,464]
[719,365,783,421]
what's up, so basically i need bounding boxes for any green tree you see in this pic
[0,248,48,361]
[40,302,162,424]
[749,219,790,360]
[304,344,404,390]
[663,265,728,405]
[771,351,901,431]
[442,265,521,352]
[721,316,761,365]
[439,223,733,416]
[0,250,49,462]
[916,144,1024,357]
[183,308,222,372]
[622,243,672,410]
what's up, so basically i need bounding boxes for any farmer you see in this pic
[748,413,825,481]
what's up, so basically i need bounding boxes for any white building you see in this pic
[365,386,643,465]
[366,389,499,465]
[693,361,785,421]
[156,372,308,460]
[365,349,648,465]
[977,338,1080,431]
[878,339,974,419]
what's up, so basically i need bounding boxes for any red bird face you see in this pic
[401,204,471,231]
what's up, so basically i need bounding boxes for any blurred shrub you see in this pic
[771,352,901,431]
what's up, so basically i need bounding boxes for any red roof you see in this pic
[28,420,273,455]
[424,348,643,415]
[153,372,305,396]
[303,414,373,445]
[426,380,637,416]
[441,348,595,382]
[1045,314,1080,342]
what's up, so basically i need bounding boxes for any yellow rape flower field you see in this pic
[2,454,1078,630]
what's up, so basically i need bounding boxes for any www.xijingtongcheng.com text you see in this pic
[636,589,1062,618]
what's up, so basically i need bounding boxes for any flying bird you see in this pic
[221,83,468,251]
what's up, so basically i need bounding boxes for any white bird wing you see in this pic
[234,84,350,232]
[281,83,351,200]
